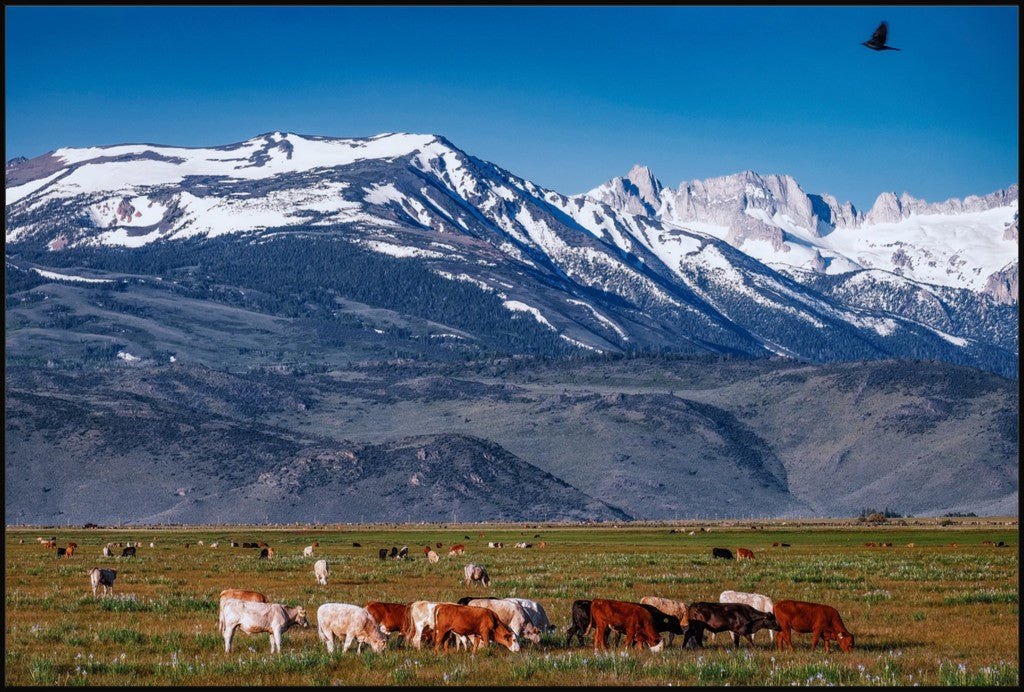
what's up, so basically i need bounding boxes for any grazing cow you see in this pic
[589,599,664,652]
[640,596,690,646]
[88,567,117,596]
[389,546,398,558]
[432,604,520,653]
[218,589,268,633]
[736,548,755,560]
[365,601,410,647]
[56,547,67,558]
[427,549,440,563]
[465,598,542,644]
[773,600,854,653]
[258,547,273,560]
[379,548,389,561]
[448,544,465,557]
[501,597,555,634]
[719,590,775,643]
[566,599,592,646]
[406,600,444,649]
[352,542,360,547]
[685,602,780,648]
[398,546,409,559]
[221,600,309,654]
[313,559,329,585]
[317,603,387,654]
[121,546,136,558]
[303,545,315,557]
[464,563,490,587]
[102,546,113,558]
[711,547,734,560]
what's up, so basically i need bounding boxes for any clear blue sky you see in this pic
[4,5,1018,211]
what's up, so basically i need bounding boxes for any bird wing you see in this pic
[871,22,888,45]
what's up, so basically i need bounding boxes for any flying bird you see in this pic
[862,21,900,51]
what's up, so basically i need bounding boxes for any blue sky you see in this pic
[4,5,1018,211]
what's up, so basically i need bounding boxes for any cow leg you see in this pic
[810,628,822,651]
[342,632,355,653]
[324,630,336,654]
[224,625,236,653]
[594,624,607,652]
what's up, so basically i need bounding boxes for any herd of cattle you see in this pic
[79,538,855,658]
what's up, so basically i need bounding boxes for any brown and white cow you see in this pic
[406,600,444,649]
[88,567,117,597]
[448,544,466,557]
[220,600,309,654]
[432,604,520,653]
[218,589,268,633]
[365,601,410,647]
[773,600,854,653]
[317,603,387,654]
[589,599,664,653]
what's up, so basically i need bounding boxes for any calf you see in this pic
[464,563,490,587]
[317,603,387,654]
[88,567,117,597]
[589,599,664,652]
[773,600,855,653]
[685,602,780,648]
[221,600,309,654]
[365,601,410,647]
[218,589,268,633]
[719,590,775,643]
[313,559,329,585]
[711,547,733,560]
[432,604,520,653]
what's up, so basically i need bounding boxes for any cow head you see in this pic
[495,624,520,652]
[522,622,542,644]
[648,636,665,653]
[293,606,310,628]
[762,612,782,631]
[366,628,388,653]
[833,630,855,652]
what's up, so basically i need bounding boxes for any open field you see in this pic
[4,518,1019,686]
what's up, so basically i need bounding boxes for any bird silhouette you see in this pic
[862,21,900,51]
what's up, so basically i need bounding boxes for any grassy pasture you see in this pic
[4,519,1018,686]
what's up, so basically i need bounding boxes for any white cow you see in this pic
[217,589,268,634]
[101,546,113,558]
[220,600,309,654]
[463,563,490,587]
[719,590,776,643]
[466,598,541,644]
[88,567,117,596]
[303,545,315,557]
[313,559,329,585]
[502,597,555,634]
[427,549,440,563]
[317,603,387,654]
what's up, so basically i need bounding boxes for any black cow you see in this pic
[712,547,734,560]
[389,546,398,558]
[121,546,136,558]
[639,603,685,643]
[378,548,388,560]
[457,595,497,606]
[566,599,592,646]
[685,602,780,648]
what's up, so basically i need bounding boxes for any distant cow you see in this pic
[88,567,117,597]
[102,546,113,558]
[389,546,398,559]
[379,548,389,561]
[432,604,520,653]
[313,559,330,585]
[258,547,274,560]
[303,545,315,557]
[719,590,775,643]
[317,603,387,654]
[711,547,733,560]
[427,549,440,563]
[398,546,409,560]
[736,548,755,560]
[589,599,664,652]
[221,600,309,654]
[773,600,854,653]
[685,602,780,648]
[448,544,466,557]
[121,546,136,558]
[464,563,490,587]
[218,589,268,633]
[365,601,410,647]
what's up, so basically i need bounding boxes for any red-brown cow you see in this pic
[773,600,855,653]
[364,601,410,646]
[432,604,520,653]
[589,599,665,653]
[736,548,755,560]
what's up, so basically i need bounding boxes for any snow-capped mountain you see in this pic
[4,131,1019,377]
